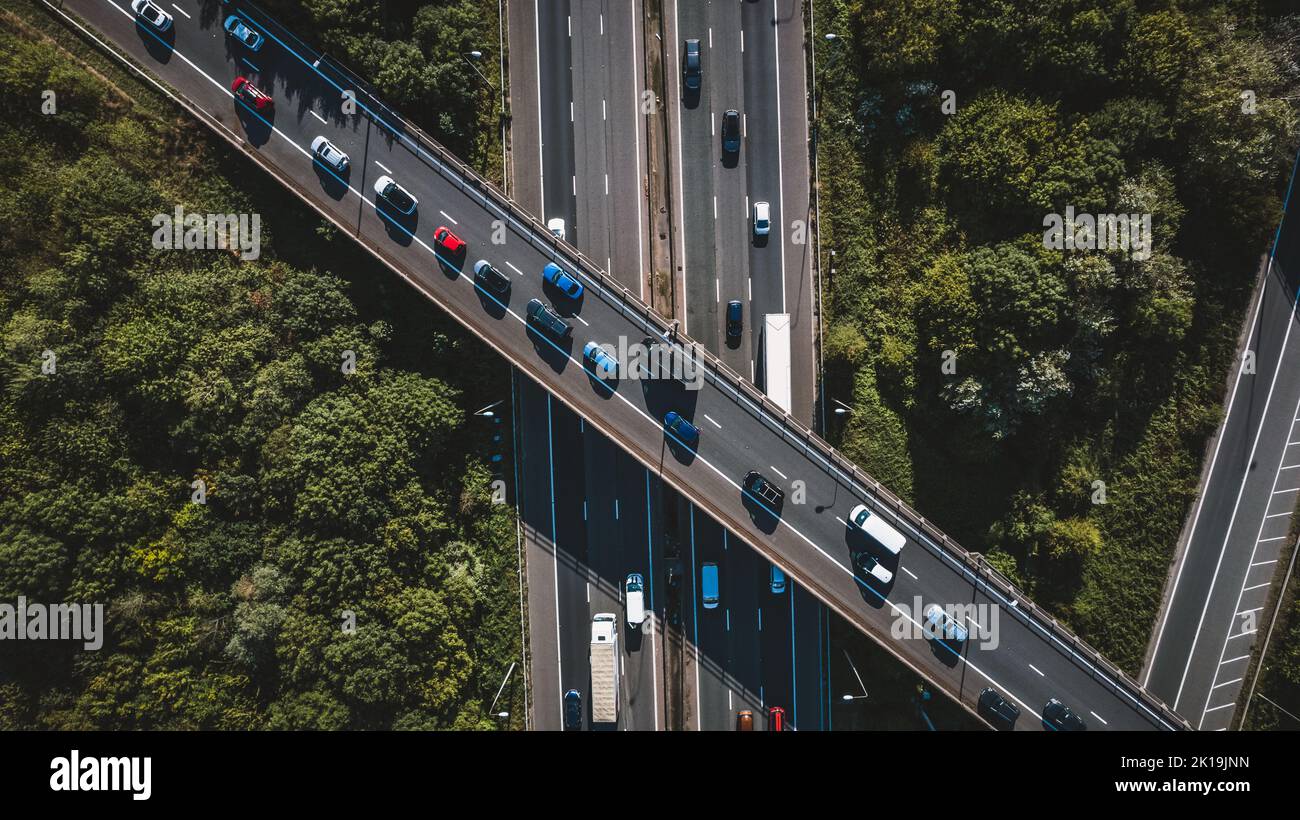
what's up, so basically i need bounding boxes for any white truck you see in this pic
[590,613,620,725]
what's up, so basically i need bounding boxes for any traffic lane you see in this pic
[1145,236,1300,702]
[572,1,612,274]
[570,0,645,292]
[741,0,784,361]
[773,0,816,424]
[506,0,542,212]
[724,528,766,725]
[548,398,596,731]
[689,520,767,731]
[86,0,1167,730]
[691,510,733,729]
[711,0,755,376]
[758,569,794,720]
[601,0,649,296]
[516,377,563,729]
[673,0,721,352]
[538,0,577,239]
[791,585,828,729]
[613,447,662,731]
[578,421,650,731]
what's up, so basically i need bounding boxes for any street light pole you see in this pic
[463,51,498,91]
[487,661,516,718]
[843,649,868,700]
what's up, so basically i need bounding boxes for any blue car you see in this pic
[563,689,582,731]
[223,15,265,51]
[664,411,699,448]
[583,342,618,379]
[542,263,584,300]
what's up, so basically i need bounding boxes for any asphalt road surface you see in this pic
[509,0,825,731]
[665,0,815,423]
[510,0,662,731]
[56,0,1180,731]
[1144,157,1300,730]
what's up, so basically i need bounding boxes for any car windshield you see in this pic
[388,186,412,208]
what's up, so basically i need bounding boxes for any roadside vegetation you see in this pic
[260,0,507,183]
[0,5,523,729]
[814,0,1300,672]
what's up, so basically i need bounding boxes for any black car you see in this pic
[1043,698,1087,731]
[743,470,784,510]
[979,687,1021,730]
[682,38,702,92]
[473,259,510,296]
[526,298,572,339]
[722,109,741,154]
[726,300,743,338]
[563,689,582,730]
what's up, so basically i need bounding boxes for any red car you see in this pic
[231,76,273,112]
[434,226,466,257]
[768,706,785,731]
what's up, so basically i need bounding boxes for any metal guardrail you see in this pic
[80,0,1189,729]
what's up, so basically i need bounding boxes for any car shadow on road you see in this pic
[374,203,416,247]
[474,285,510,319]
[584,368,618,400]
[233,103,274,148]
[312,160,350,200]
[135,22,175,64]
[526,325,572,374]
[437,250,467,278]
[741,490,782,534]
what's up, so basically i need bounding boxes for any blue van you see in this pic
[701,562,719,609]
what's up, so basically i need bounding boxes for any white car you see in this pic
[853,550,894,585]
[131,0,173,32]
[373,175,417,216]
[923,603,968,645]
[848,503,905,555]
[310,136,350,174]
[624,573,646,628]
[547,217,566,241]
[753,200,771,236]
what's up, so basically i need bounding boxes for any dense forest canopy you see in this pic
[0,6,521,729]
[816,0,1300,669]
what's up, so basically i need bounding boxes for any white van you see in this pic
[624,573,646,627]
[847,503,905,555]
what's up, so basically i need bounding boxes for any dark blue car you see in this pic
[563,689,582,730]
[664,411,699,448]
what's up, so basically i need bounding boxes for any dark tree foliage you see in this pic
[818,0,1299,668]
[0,18,519,729]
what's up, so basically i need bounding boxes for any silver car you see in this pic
[311,136,350,174]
